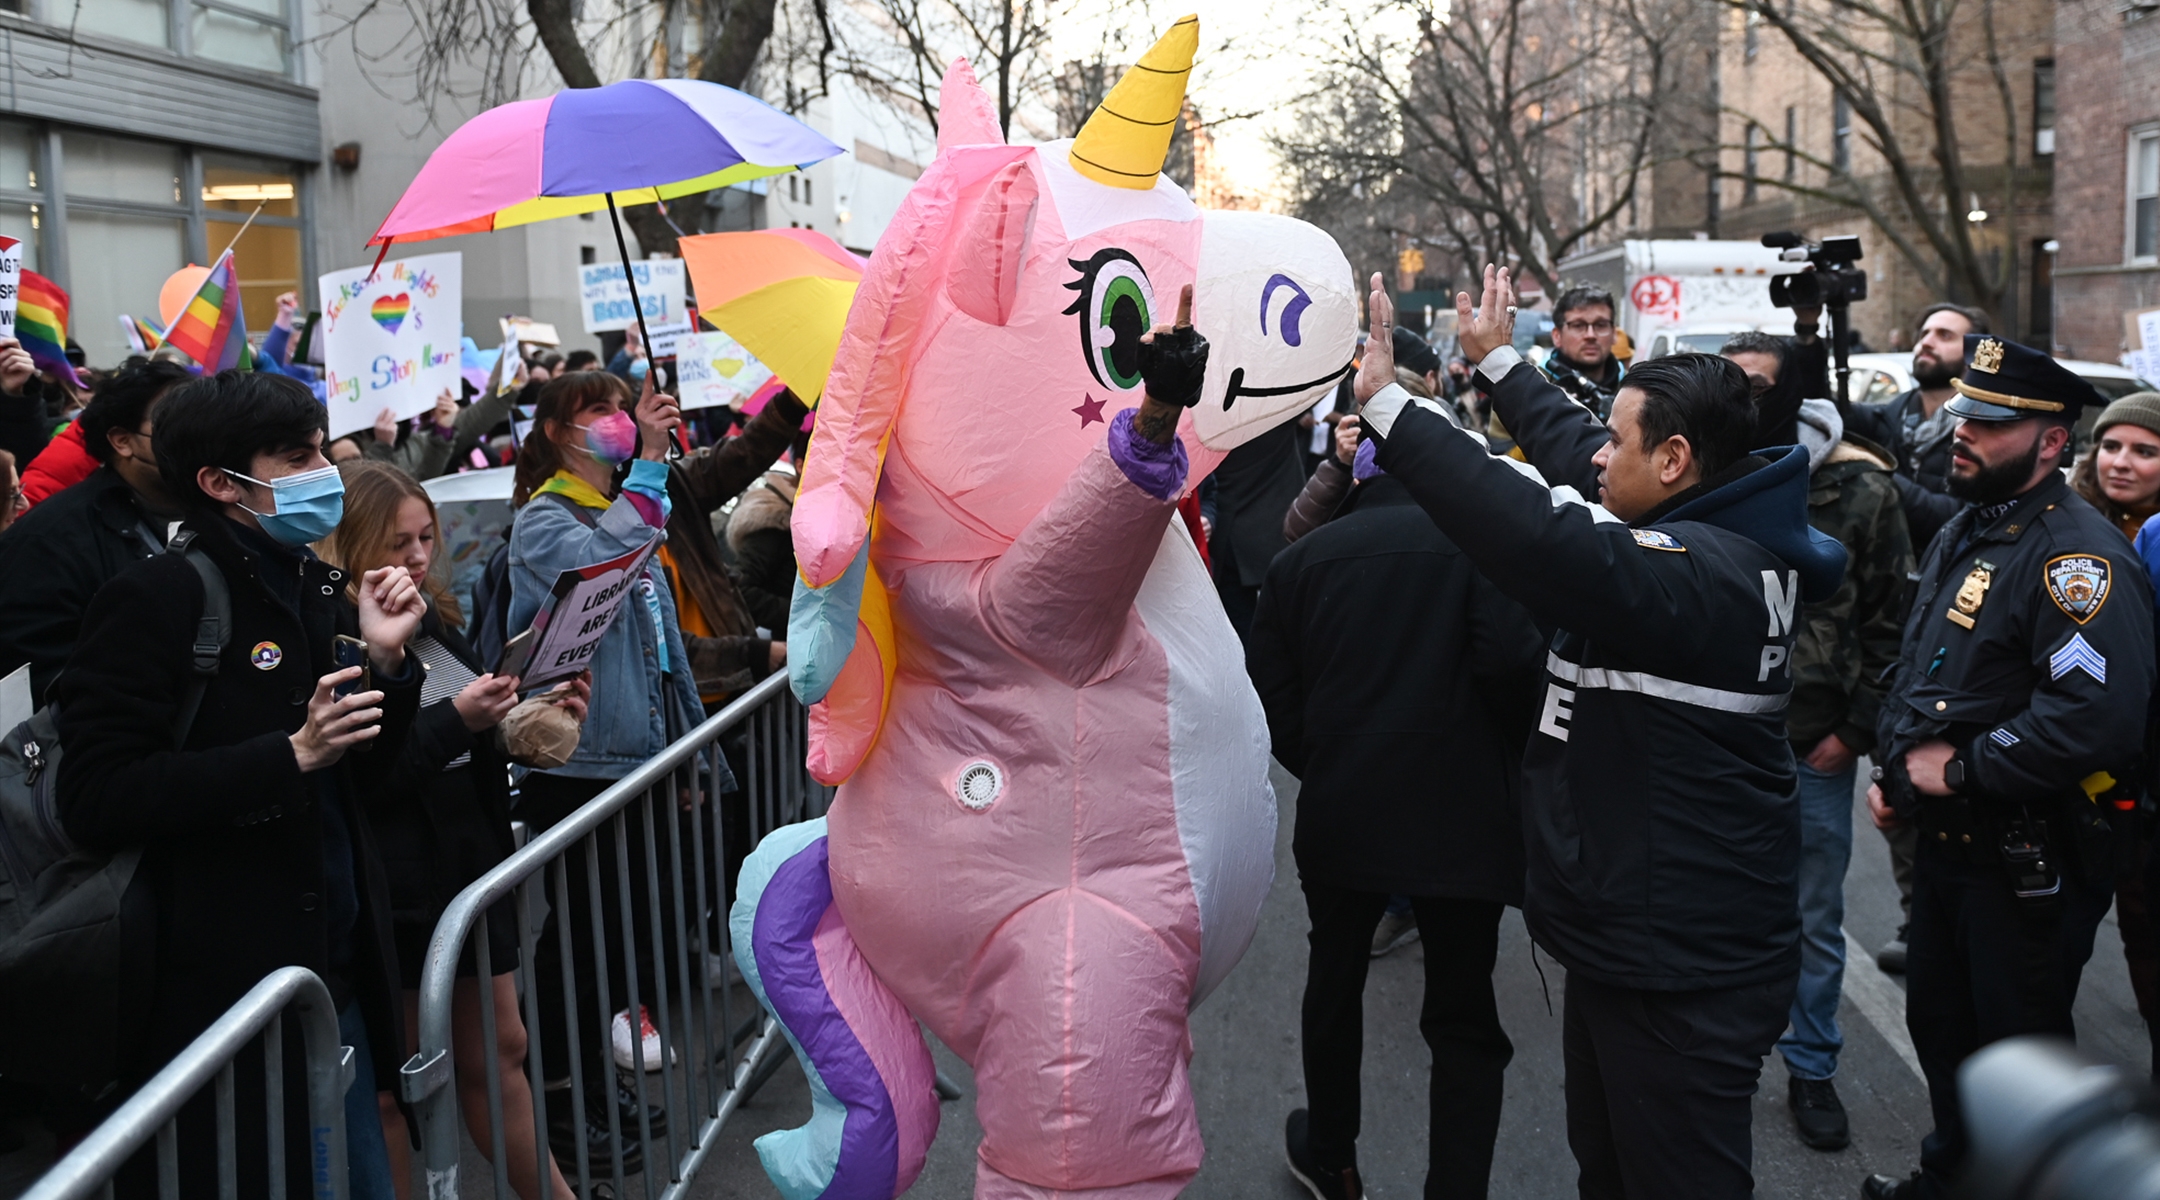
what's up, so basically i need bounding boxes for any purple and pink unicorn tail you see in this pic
[729,819,939,1199]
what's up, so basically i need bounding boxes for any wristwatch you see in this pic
[1942,753,1968,793]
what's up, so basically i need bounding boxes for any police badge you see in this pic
[1946,561,1993,629]
[2045,554,2112,624]
[1971,338,2006,373]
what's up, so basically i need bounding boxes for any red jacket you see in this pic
[23,421,96,510]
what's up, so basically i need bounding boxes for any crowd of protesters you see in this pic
[2,251,2160,1200]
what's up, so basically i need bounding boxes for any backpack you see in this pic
[0,531,230,1101]
[471,493,598,675]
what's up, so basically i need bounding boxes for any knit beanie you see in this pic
[2095,392,2160,439]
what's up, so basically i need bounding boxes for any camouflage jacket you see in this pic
[1790,435,1914,752]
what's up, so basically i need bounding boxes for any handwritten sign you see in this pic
[318,253,463,440]
[0,237,23,342]
[578,260,685,333]
[499,532,662,690]
[675,329,777,411]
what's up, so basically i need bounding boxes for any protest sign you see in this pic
[675,329,777,411]
[579,260,684,332]
[319,253,462,440]
[645,319,693,360]
[499,532,662,689]
[0,237,23,342]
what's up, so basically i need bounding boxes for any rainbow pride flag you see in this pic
[162,250,251,373]
[118,313,163,355]
[18,270,81,389]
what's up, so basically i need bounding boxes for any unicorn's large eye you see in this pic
[1063,249,1154,392]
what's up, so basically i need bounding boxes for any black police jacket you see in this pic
[1877,473,2153,842]
[1847,387,1965,551]
[1367,351,1848,990]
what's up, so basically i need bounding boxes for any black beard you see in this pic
[1947,432,2043,504]
[1912,357,1958,389]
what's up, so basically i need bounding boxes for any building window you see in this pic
[2132,128,2160,264]
[1744,125,1760,204]
[1832,91,1852,172]
[1784,107,1796,182]
[0,123,45,275]
[1744,7,1759,60]
[202,157,299,333]
[2033,59,2055,157]
[65,133,188,366]
[49,0,290,76]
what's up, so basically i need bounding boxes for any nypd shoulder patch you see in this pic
[2049,632,2107,684]
[2045,553,2112,624]
[1631,528,1686,552]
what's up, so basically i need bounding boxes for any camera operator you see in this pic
[1859,337,2153,1200]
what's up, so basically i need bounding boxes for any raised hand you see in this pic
[1134,283,1207,444]
[1353,274,1395,404]
[357,565,425,670]
[1453,263,1518,366]
[635,364,683,462]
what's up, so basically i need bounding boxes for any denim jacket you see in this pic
[507,463,712,782]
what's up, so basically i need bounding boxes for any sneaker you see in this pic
[1789,1075,1850,1150]
[545,1101,644,1178]
[1877,926,1908,975]
[1370,912,1419,958]
[612,1007,675,1072]
[1284,1109,1363,1200]
[1860,1171,1918,1199]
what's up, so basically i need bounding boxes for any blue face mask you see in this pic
[226,464,346,546]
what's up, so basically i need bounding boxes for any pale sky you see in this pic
[1045,0,1397,208]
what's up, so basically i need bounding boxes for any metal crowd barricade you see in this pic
[403,671,830,1200]
[23,967,353,1200]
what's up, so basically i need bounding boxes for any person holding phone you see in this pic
[317,460,588,1200]
[53,370,427,1200]
[505,368,722,1173]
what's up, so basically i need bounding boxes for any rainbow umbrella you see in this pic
[369,79,843,366]
[678,229,863,403]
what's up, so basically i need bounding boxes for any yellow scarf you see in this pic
[534,470,609,510]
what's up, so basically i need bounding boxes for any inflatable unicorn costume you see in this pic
[729,18,1358,1198]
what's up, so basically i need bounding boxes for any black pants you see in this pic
[1905,841,2111,1198]
[1299,881,1512,1199]
[1562,970,1793,1200]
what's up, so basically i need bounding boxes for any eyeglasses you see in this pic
[4,487,22,510]
[1561,320,1615,335]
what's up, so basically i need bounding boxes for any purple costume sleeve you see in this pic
[1106,407,1189,501]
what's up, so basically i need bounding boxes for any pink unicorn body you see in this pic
[732,22,1357,1198]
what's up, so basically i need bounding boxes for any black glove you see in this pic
[1139,324,1209,409]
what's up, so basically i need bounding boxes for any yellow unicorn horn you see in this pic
[1068,14,1198,189]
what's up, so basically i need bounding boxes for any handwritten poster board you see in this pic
[499,532,662,689]
[319,253,463,440]
[578,260,685,333]
[675,329,777,411]
[0,237,22,342]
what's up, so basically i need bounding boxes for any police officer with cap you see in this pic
[1861,335,2154,1200]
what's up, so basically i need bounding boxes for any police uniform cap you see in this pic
[1946,333,2107,423]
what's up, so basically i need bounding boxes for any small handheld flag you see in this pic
[118,313,164,355]
[19,271,82,388]
[161,250,253,373]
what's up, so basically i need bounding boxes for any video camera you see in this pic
[1962,1037,2160,1200]
[1764,232,1869,309]
[1761,231,1868,407]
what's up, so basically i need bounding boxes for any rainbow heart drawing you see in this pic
[371,293,412,335]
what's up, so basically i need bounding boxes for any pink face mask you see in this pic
[577,410,639,466]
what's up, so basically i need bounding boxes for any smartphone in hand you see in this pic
[332,635,371,699]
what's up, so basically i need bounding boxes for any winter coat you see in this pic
[1207,417,1306,587]
[1847,387,1964,552]
[1364,347,1848,991]
[725,476,796,633]
[20,415,93,510]
[660,391,808,702]
[0,378,52,484]
[1788,400,1914,754]
[1248,475,1545,901]
[368,604,520,982]
[54,514,419,1107]
[0,465,170,701]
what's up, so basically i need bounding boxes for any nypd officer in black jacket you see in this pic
[1360,265,1847,1198]
[1860,338,2154,1200]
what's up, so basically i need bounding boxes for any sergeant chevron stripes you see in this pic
[2049,632,2107,684]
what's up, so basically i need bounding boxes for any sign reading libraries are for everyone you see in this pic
[319,253,463,440]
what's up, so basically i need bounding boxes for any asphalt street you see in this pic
[690,759,2156,1199]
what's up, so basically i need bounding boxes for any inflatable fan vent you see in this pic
[955,761,1003,811]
